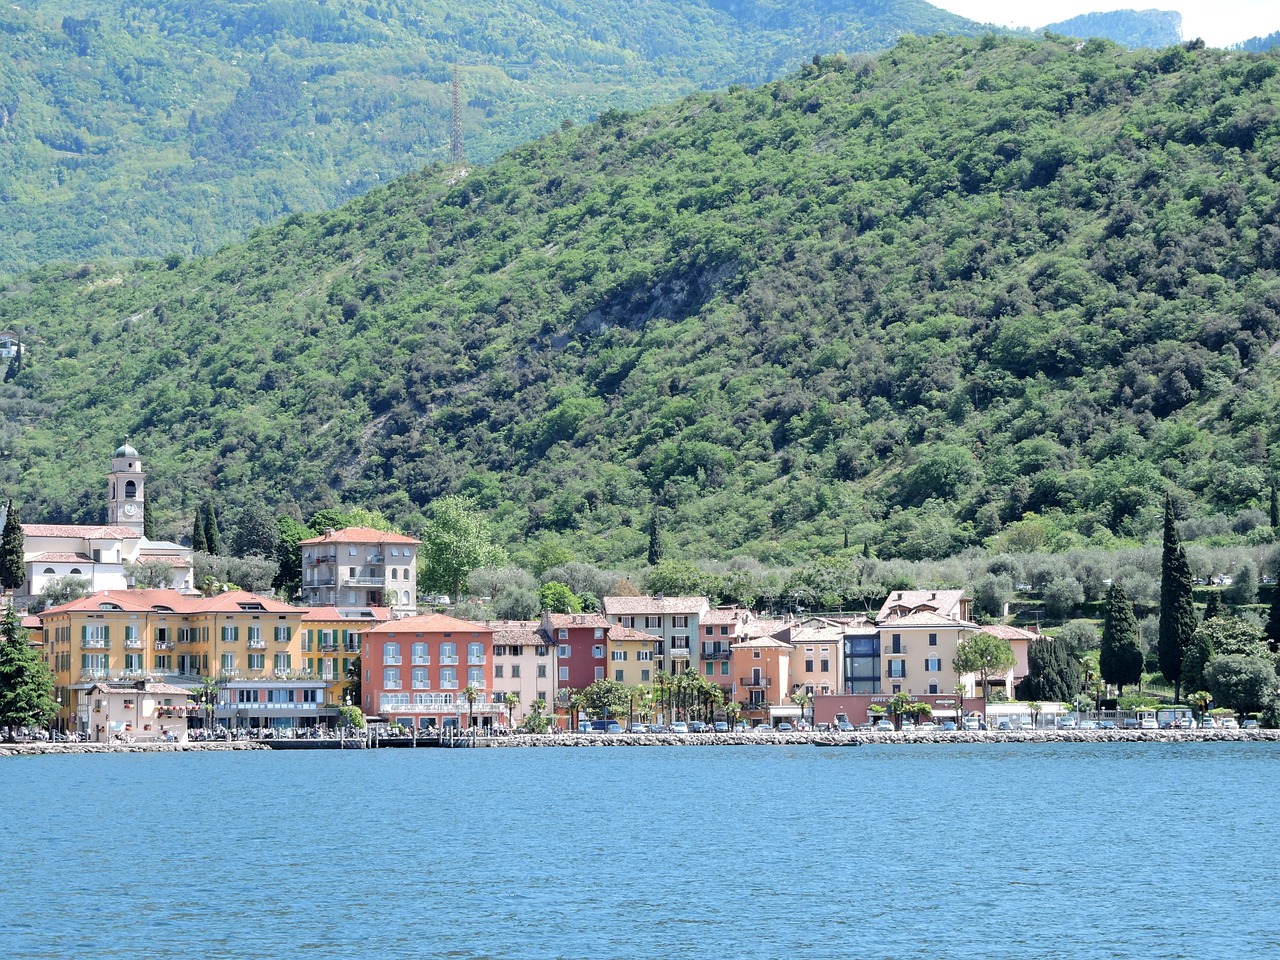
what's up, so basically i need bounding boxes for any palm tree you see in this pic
[654,670,672,723]
[502,691,521,728]
[790,688,812,727]
[1189,689,1212,721]
[724,700,742,730]
[461,684,481,732]
[196,676,219,732]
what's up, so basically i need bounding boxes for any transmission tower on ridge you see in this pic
[450,63,465,167]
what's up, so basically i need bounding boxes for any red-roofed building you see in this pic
[540,612,609,699]
[363,614,500,730]
[299,527,421,615]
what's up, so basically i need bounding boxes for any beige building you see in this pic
[490,621,557,725]
[781,617,845,702]
[82,680,195,743]
[299,527,420,615]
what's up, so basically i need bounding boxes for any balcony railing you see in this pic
[154,640,174,650]
[82,639,109,650]
[740,676,771,688]
[411,657,431,666]
[383,656,402,665]
[248,640,267,650]
[440,681,458,690]
[320,643,339,652]
[124,639,143,649]
[701,650,731,660]
[669,647,691,659]
[347,576,385,586]
[384,682,403,690]
[886,666,907,679]
[468,656,486,665]
[439,656,459,665]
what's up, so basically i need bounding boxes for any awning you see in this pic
[768,706,802,717]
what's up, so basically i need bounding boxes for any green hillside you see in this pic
[0,0,988,275]
[3,34,1280,570]
[1041,10,1182,48]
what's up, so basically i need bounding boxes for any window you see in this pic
[615,670,624,682]
[641,669,650,682]
[124,653,143,671]
[672,616,687,628]
[468,642,485,664]
[611,650,626,661]
[248,626,261,644]
[413,668,430,689]
[592,645,605,658]
[721,661,730,676]
[220,653,236,672]
[929,633,938,647]
[468,667,484,686]
[557,628,568,640]
[820,659,830,672]
[535,645,548,657]
[275,626,290,643]
[412,642,429,665]
[619,616,633,628]
[384,642,401,665]
[349,547,357,556]
[637,651,652,661]
[510,665,520,679]
[557,644,570,658]
[705,626,713,635]
[594,667,604,681]
[494,645,507,657]
[537,664,547,679]
[594,627,603,639]
[645,616,661,628]
[925,657,942,672]
[391,548,399,557]
[221,625,239,643]
[888,661,906,678]
[558,666,569,682]
[273,653,291,671]
[721,626,730,635]
[704,662,714,676]
[805,659,814,672]
[891,634,903,654]
[248,654,265,670]
[494,665,504,679]
[928,683,939,694]
[441,668,457,689]
[440,643,457,664]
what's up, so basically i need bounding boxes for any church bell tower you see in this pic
[107,442,146,534]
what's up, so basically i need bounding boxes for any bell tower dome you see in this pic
[108,442,146,534]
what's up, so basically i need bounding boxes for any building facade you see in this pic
[298,527,421,615]
[601,596,710,678]
[490,621,556,726]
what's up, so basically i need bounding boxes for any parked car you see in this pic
[962,717,981,731]
[1139,718,1158,730]
[671,722,689,734]
[754,723,774,733]
[628,723,649,734]
[941,721,957,732]
[1056,716,1077,729]
[1200,718,1219,729]
[1099,720,1117,730]
[577,721,592,733]
[1017,718,1034,731]
[1221,717,1239,730]
[1078,720,1099,730]
[837,719,855,732]
[873,719,894,732]
[916,721,938,732]
[688,721,707,733]
[996,719,1012,731]
[1122,718,1140,729]
[713,721,729,733]
[606,721,623,733]
[776,722,795,732]
[1242,719,1260,730]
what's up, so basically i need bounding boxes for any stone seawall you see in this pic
[0,741,269,758]
[489,729,1280,748]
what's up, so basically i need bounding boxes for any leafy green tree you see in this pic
[502,691,521,728]
[525,697,550,734]
[1158,497,1196,702]
[1188,689,1212,720]
[344,654,361,708]
[493,587,539,620]
[537,581,582,614]
[123,558,176,589]
[1181,624,1215,699]
[273,515,312,593]
[790,688,812,725]
[34,576,91,613]
[645,559,705,597]
[0,501,23,594]
[580,678,631,722]
[1018,636,1084,702]
[419,497,506,600]
[1205,655,1277,717]
[1099,582,1144,694]
[953,631,1016,700]
[1202,591,1223,621]
[1224,561,1258,606]
[232,501,280,558]
[0,603,56,738]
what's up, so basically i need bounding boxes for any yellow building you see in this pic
[606,623,662,690]
[300,606,392,706]
[40,589,313,734]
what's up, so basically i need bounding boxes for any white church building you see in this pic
[10,444,194,601]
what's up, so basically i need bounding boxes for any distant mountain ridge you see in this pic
[1040,9,1182,48]
[0,0,991,275]
[2,34,1279,568]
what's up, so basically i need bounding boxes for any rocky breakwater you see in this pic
[492,728,1280,748]
[0,740,269,758]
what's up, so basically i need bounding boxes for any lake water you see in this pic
[2,742,1277,959]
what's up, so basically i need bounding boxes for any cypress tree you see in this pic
[1264,576,1280,648]
[192,503,208,553]
[142,496,155,541]
[1,500,24,594]
[1202,591,1223,622]
[1021,636,1083,702]
[1158,496,1196,702]
[203,500,222,556]
[1100,581,1144,694]
[646,509,663,567]
[1271,482,1279,530]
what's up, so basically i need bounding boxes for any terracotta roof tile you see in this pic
[367,613,492,636]
[298,526,420,545]
[601,596,709,616]
[22,524,142,540]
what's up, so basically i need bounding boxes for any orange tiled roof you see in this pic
[301,606,393,623]
[298,526,420,545]
[978,624,1040,641]
[40,588,298,618]
[608,623,658,644]
[601,595,709,616]
[29,552,93,563]
[366,612,492,635]
[543,612,610,630]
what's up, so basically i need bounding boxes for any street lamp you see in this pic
[53,695,62,741]
[219,698,228,740]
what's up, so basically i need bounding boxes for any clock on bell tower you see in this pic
[108,442,146,534]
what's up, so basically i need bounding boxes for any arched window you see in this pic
[43,567,55,575]
[403,590,411,605]
[69,568,83,575]
[390,569,398,581]
[124,480,137,499]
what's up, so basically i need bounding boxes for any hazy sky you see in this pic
[933,0,1276,48]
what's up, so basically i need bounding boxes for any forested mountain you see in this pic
[1040,10,1182,48]
[0,0,990,275]
[1238,31,1280,53]
[3,34,1280,571]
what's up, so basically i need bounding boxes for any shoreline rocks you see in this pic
[0,740,269,758]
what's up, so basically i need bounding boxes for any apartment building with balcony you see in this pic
[729,632,795,726]
[698,608,752,689]
[778,617,845,702]
[298,527,420,615]
[541,612,609,696]
[605,623,662,688]
[601,595,710,677]
[363,613,499,730]
[39,588,310,735]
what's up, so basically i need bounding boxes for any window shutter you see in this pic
[81,625,87,641]
[103,626,110,641]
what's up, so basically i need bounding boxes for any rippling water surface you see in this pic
[3,742,1278,959]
